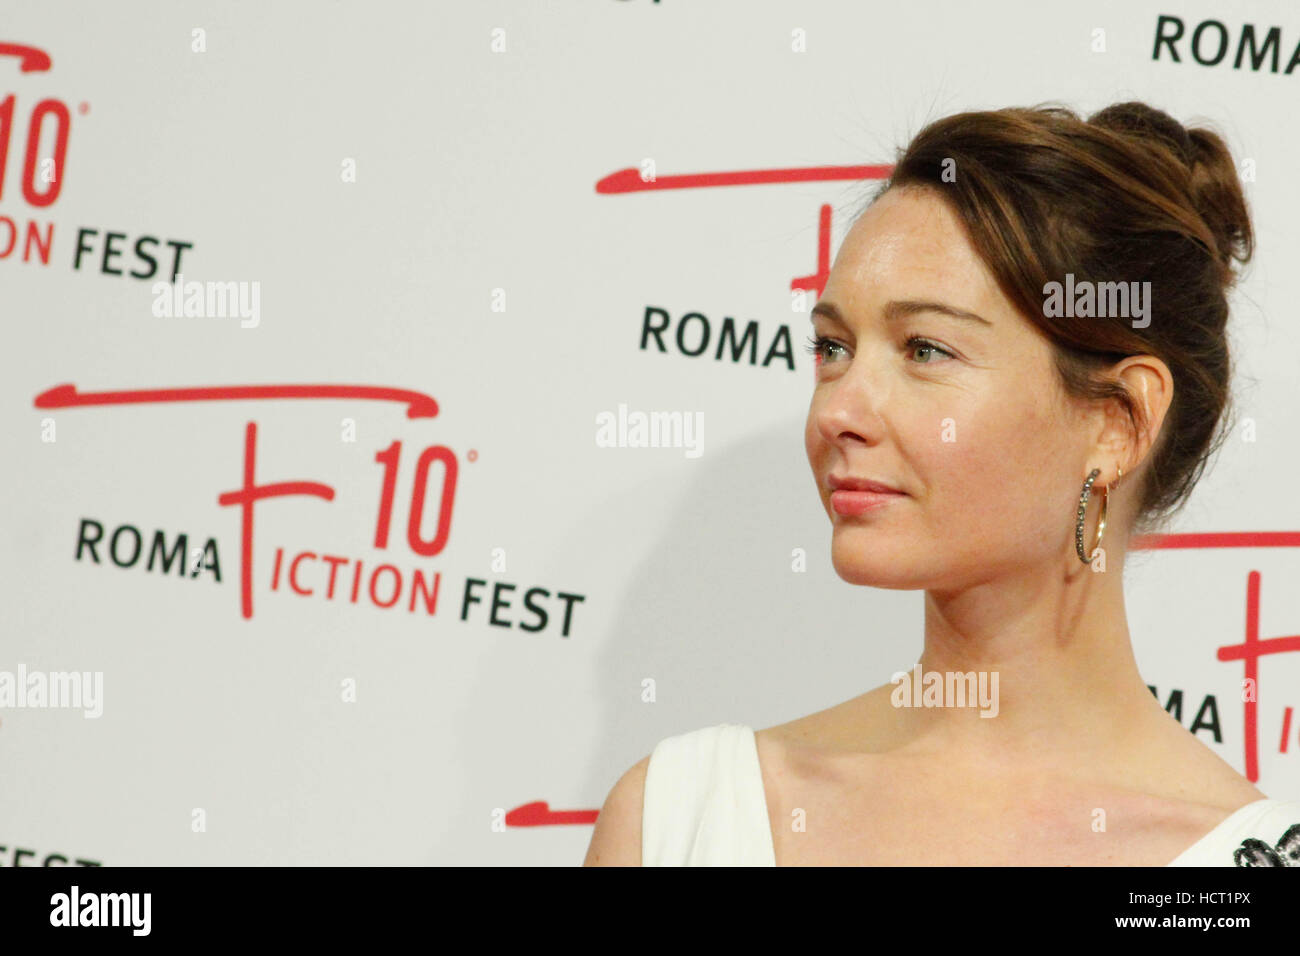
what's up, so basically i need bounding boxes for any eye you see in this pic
[905,335,955,364]
[803,334,847,366]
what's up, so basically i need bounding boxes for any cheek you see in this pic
[910,387,1073,536]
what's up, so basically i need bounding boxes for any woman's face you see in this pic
[805,185,1095,590]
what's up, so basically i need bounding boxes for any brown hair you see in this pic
[866,101,1254,536]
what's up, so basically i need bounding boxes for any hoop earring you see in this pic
[1075,468,1108,564]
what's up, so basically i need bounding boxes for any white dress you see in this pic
[640,722,1300,866]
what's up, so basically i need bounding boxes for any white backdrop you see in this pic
[2,0,1299,866]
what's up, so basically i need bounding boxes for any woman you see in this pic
[584,101,1300,866]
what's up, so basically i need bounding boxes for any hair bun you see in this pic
[1089,101,1195,168]
[1089,101,1253,282]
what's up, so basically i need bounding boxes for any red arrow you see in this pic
[33,382,439,419]
[506,801,599,827]
[1132,532,1300,549]
[0,43,52,73]
[596,163,892,194]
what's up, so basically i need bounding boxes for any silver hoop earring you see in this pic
[1075,468,1108,564]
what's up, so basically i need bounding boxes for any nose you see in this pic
[812,364,889,449]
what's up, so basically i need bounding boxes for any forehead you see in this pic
[823,186,1004,318]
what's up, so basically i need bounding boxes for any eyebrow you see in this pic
[811,299,993,327]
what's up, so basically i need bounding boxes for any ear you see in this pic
[1089,353,1174,485]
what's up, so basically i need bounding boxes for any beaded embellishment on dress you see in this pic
[1232,823,1300,866]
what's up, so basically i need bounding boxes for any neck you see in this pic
[890,550,1165,765]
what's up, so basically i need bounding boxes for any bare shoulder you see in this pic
[1139,712,1268,809]
[753,684,900,795]
[582,754,650,866]
[1110,722,1269,859]
[756,683,899,756]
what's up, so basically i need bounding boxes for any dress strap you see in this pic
[641,722,775,866]
[1167,798,1300,866]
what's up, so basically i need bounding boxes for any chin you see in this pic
[829,536,926,589]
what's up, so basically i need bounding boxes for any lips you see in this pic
[827,474,905,495]
[827,474,906,517]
